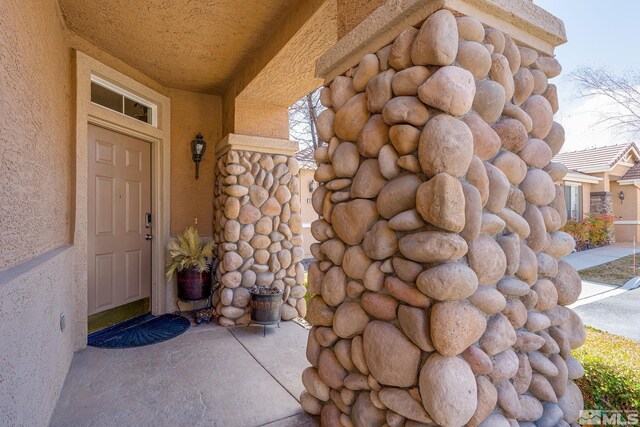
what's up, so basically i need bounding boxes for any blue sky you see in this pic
[534,0,640,152]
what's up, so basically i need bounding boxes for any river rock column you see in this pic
[213,134,307,326]
[301,5,584,427]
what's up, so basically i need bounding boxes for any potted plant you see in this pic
[166,226,215,300]
[249,285,283,324]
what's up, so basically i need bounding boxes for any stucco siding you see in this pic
[0,246,75,426]
[611,163,631,177]
[169,88,222,236]
[0,0,73,269]
[0,1,76,425]
[613,224,640,243]
[611,182,635,221]
[581,183,591,219]
[591,172,608,192]
[612,181,640,242]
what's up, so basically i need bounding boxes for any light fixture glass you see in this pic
[191,133,207,179]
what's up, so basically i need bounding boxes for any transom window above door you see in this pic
[90,75,157,126]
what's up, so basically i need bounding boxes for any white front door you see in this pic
[87,124,152,315]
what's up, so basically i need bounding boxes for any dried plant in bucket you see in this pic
[166,226,215,301]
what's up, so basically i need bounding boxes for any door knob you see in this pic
[145,234,153,240]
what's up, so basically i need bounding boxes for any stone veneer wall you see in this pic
[213,149,307,326]
[300,9,585,427]
[590,191,615,243]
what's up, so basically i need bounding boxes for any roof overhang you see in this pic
[575,166,612,174]
[564,172,602,184]
[617,179,640,187]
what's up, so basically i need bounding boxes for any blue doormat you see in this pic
[88,313,190,349]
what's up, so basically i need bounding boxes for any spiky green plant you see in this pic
[166,226,215,278]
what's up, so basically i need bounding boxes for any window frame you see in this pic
[90,75,158,127]
[564,182,583,221]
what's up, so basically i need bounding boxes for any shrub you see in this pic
[573,327,640,410]
[563,213,614,251]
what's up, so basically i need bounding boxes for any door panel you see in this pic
[95,253,115,308]
[88,124,152,316]
[125,179,142,234]
[95,176,115,236]
[125,249,142,299]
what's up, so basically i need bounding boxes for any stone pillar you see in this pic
[300,2,585,426]
[590,191,615,243]
[213,134,307,326]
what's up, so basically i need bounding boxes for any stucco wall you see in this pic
[591,173,608,192]
[613,224,640,242]
[169,88,222,236]
[0,247,75,426]
[0,1,77,425]
[0,0,72,269]
[337,0,385,39]
[611,182,639,242]
[234,99,290,140]
[581,183,591,218]
[611,182,635,221]
[611,163,631,178]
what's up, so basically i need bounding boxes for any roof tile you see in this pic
[552,142,638,172]
[622,162,640,180]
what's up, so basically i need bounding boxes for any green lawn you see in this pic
[579,254,639,286]
[573,327,640,410]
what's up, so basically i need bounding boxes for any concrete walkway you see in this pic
[562,243,637,271]
[51,321,318,427]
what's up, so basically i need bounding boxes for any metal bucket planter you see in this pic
[249,287,282,335]
[177,268,212,301]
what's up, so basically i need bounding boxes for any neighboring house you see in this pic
[296,146,318,259]
[554,142,640,242]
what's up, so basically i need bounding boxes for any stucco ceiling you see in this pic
[58,0,303,93]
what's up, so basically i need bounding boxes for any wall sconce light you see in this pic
[309,179,317,192]
[619,191,625,202]
[191,133,207,179]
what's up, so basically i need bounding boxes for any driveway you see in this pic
[564,244,634,308]
[563,244,640,341]
[573,287,640,342]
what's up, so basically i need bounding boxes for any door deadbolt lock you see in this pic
[145,212,152,228]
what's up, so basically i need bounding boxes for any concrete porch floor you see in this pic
[50,321,319,427]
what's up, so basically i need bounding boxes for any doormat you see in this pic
[88,313,190,349]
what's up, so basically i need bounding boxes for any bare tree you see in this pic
[289,87,325,168]
[572,67,640,135]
